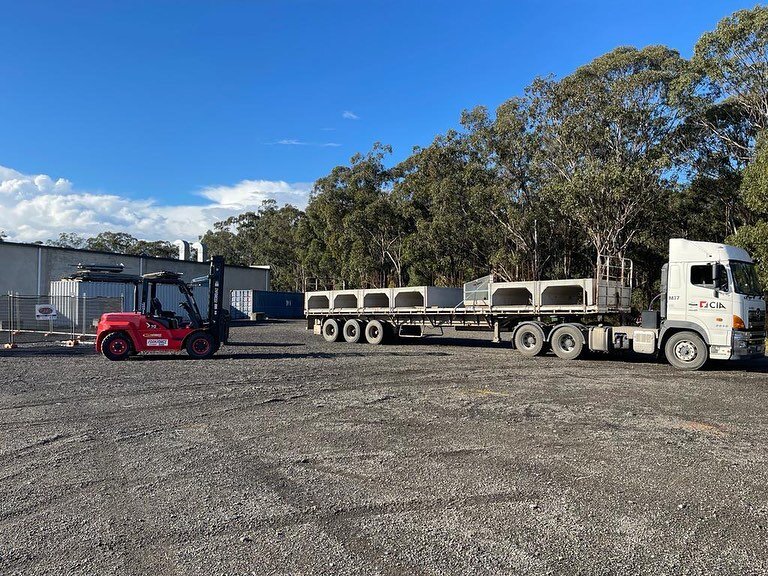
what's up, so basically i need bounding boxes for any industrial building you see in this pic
[0,240,270,309]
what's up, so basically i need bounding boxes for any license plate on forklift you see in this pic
[146,339,169,347]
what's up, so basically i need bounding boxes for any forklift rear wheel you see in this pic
[186,332,216,359]
[343,319,364,343]
[102,332,133,361]
[322,318,341,342]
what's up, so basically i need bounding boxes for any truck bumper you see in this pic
[730,330,765,360]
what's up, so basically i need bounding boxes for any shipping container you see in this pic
[230,289,304,319]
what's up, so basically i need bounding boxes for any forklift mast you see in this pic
[207,256,229,344]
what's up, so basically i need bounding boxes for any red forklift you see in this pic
[96,256,230,360]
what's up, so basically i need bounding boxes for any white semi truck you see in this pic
[304,239,766,370]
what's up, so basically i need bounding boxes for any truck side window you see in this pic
[690,265,713,287]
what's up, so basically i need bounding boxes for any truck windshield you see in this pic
[731,261,762,296]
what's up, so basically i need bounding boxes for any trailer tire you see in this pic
[101,332,133,361]
[186,332,216,359]
[514,323,546,357]
[322,318,341,342]
[664,331,707,371]
[343,319,364,343]
[550,325,584,360]
[365,320,386,345]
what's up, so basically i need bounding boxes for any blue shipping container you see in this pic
[230,290,304,319]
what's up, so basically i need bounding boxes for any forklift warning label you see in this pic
[146,339,169,347]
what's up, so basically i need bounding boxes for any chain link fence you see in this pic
[0,294,124,346]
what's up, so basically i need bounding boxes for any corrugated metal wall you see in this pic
[49,280,135,327]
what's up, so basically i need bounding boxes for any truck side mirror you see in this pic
[712,263,728,295]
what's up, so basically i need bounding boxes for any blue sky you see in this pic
[0,0,759,241]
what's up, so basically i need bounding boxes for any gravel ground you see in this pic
[1,320,767,576]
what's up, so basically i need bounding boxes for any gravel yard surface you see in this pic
[1,320,767,575]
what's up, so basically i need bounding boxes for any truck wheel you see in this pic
[186,332,215,359]
[101,332,133,361]
[664,331,707,371]
[551,325,584,360]
[514,324,545,357]
[343,319,364,343]
[365,320,386,345]
[322,318,341,342]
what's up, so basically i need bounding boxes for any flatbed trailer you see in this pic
[305,241,766,371]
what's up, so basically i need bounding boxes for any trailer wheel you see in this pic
[343,319,364,343]
[365,320,386,345]
[101,332,133,361]
[551,325,584,360]
[664,331,707,371]
[322,318,341,342]
[186,332,216,359]
[514,323,546,357]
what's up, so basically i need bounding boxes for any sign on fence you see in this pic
[35,304,58,321]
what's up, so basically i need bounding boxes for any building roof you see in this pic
[0,239,270,271]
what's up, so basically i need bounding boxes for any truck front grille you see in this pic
[748,308,765,330]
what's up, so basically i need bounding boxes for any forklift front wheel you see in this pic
[101,332,133,361]
[186,332,216,359]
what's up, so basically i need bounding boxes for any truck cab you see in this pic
[661,239,765,365]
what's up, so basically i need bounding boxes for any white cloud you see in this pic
[0,164,312,243]
[342,111,359,120]
[276,139,340,147]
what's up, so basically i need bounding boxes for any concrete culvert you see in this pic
[365,320,386,345]
[343,319,364,343]
[322,318,341,342]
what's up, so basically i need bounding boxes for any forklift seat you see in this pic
[150,298,180,329]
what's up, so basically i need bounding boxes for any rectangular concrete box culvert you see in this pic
[361,288,393,309]
[537,279,594,309]
[490,281,537,308]
[391,286,463,309]
[305,291,332,312]
[330,289,362,310]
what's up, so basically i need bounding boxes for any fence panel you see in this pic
[0,294,124,345]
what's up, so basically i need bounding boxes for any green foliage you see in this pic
[202,200,306,291]
[741,132,768,213]
[46,231,177,259]
[730,132,768,287]
[691,5,768,135]
[531,46,691,259]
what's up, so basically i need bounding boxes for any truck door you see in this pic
[685,262,732,347]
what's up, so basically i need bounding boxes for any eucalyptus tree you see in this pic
[530,46,692,265]
[300,144,405,288]
[690,5,768,161]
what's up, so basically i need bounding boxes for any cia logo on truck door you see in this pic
[688,300,726,310]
